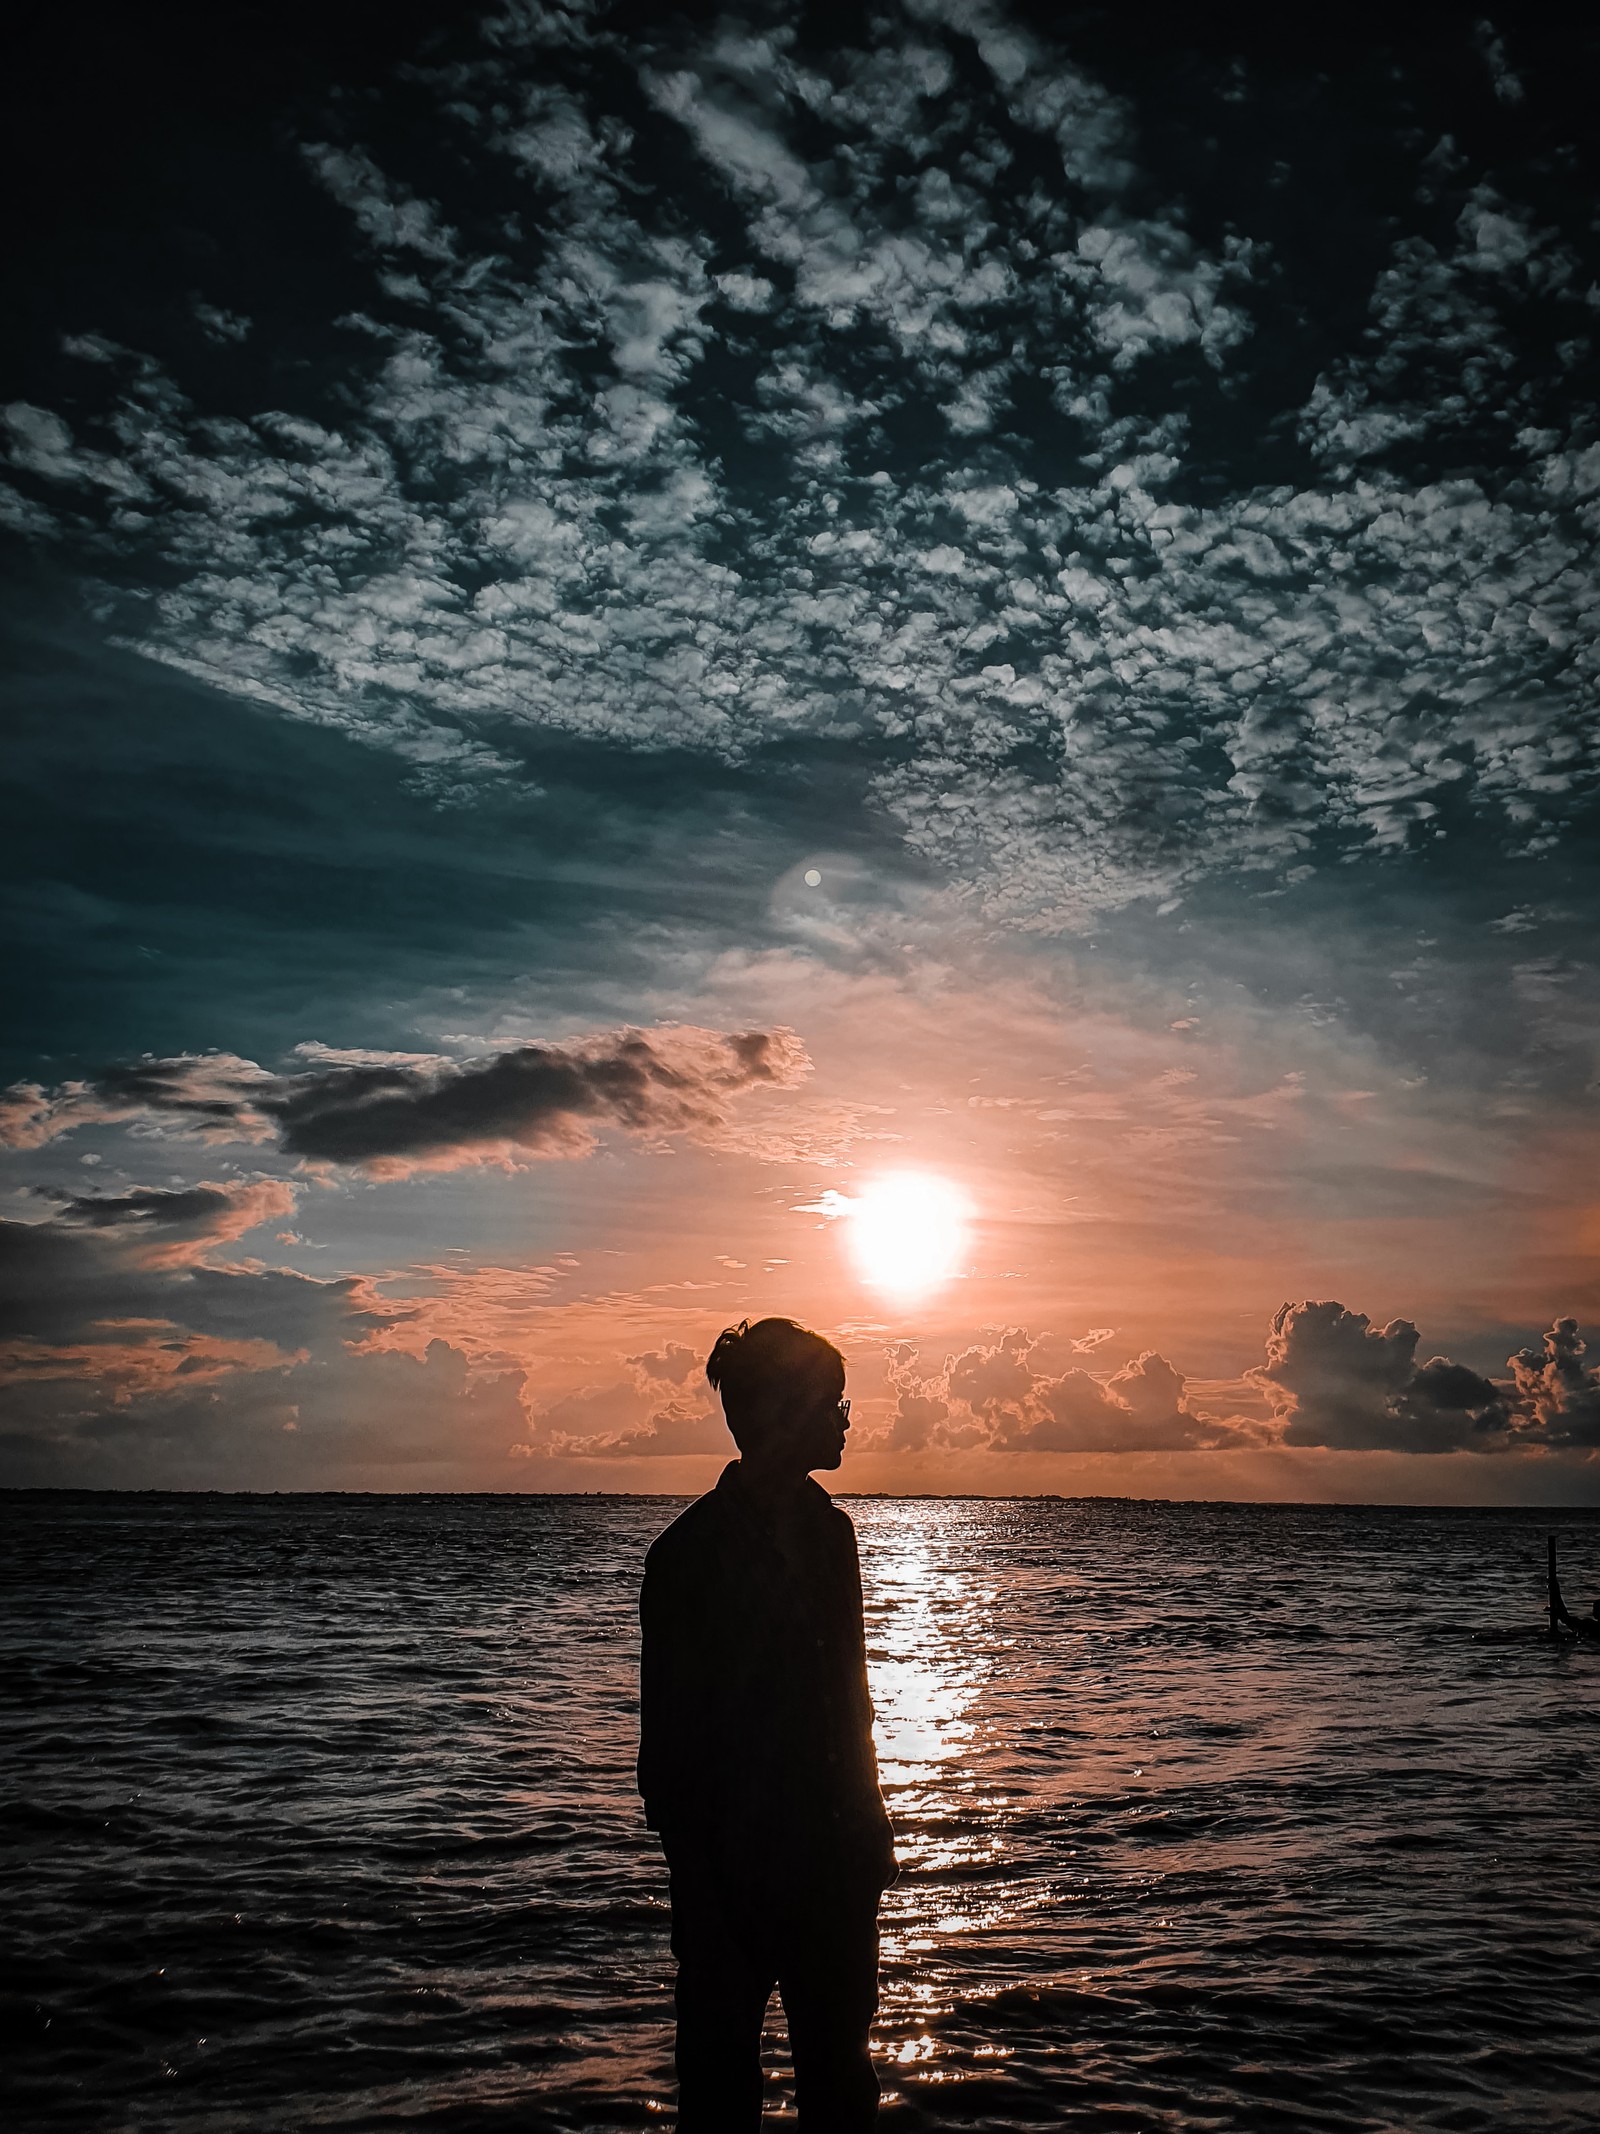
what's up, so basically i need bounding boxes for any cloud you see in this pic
[192,300,251,344]
[1,1324,528,1488]
[38,1178,296,1267]
[259,1026,807,1173]
[2,1025,810,1176]
[1000,1348,1237,1453]
[878,1340,953,1451]
[713,270,774,312]
[947,1326,1036,1411]
[893,1303,1600,1461]
[3,6,1586,941]
[1253,1299,1515,1452]
[929,1326,1243,1452]
[578,1397,731,1459]
[0,1054,277,1149]
[1508,1320,1600,1449]
[528,1355,728,1458]
[627,1340,704,1386]
[301,144,458,263]
[0,1210,531,1487]
[886,1386,950,1451]
[1474,21,1524,104]
[0,1214,386,1353]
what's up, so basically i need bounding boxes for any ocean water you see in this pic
[3,1492,1598,2133]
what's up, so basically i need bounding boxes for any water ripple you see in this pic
[2,1493,1597,2130]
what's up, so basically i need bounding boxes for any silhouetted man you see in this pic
[638,1316,897,2131]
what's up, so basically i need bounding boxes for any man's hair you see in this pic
[706,1317,845,1449]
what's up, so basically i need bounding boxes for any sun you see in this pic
[846,1172,971,1300]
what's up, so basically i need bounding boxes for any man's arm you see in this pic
[638,1537,705,1834]
[836,1516,899,1886]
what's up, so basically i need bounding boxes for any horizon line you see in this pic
[4,1487,1599,1513]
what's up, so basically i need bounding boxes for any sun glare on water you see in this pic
[846,1172,971,1301]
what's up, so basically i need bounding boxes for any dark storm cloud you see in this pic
[1254,1300,1518,1453]
[2,4,1595,931]
[3,1025,810,1174]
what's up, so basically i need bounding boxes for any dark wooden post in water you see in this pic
[1549,1534,1565,1638]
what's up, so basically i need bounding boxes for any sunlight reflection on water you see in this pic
[869,1541,984,1774]
[866,1518,1026,2097]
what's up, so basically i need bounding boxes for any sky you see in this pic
[3,0,1600,1500]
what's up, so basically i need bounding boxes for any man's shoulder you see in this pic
[809,1478,853,1519]
[643,1474,739,1572]
[805,1478,858,1539]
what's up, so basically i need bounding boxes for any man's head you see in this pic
[706,1316,849,1471]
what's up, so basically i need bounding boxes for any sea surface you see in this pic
[3,1492,1598,2132]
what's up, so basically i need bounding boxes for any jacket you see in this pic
[637,1461,896,1893]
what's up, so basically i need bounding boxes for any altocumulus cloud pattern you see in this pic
[4,0,1597,928]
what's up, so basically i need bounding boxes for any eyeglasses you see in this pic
[836,1397,851,1425]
